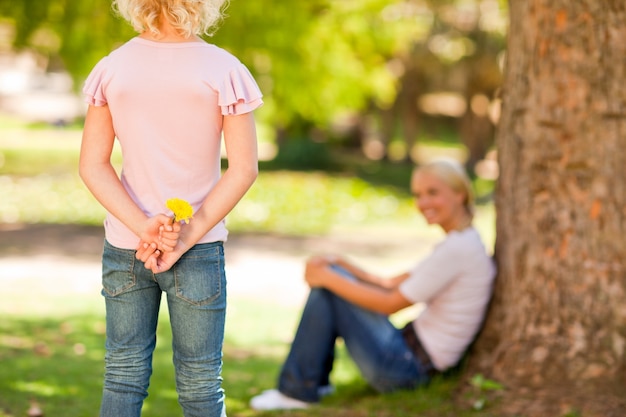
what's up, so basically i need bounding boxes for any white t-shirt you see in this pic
[399,227,495,370]
[83,37,263,249]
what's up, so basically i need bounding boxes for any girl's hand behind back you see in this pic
[135,214,181,264]
[157,220,181,252]
[141,239,190,274]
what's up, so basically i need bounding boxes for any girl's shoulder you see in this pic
[201,43,244,65]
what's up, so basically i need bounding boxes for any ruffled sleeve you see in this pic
[82,57,109,106]
[218,63,263,116]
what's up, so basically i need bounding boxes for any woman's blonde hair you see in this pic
[415,158,475,217]
[113,0,229,37]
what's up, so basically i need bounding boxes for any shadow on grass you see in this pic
[0,314,287,417]
[0,315,106,417]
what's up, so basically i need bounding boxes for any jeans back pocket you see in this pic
[101,240,138,297]
[174,242,225,306]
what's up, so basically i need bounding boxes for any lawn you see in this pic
[0,295,501,417]
[0,120,501,417]
[0,117,495,243]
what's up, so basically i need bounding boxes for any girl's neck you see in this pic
[139,13,200,43]
[139,30,200,43]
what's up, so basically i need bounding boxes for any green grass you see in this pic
[0,296,502,417]
[0,126,495,239]
[0,123,499,416]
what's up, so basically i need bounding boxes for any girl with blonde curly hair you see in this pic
[80,0,262,415]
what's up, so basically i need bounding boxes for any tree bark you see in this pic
[470,0,626,412]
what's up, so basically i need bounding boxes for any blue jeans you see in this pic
[277,266,431,402]
[99,240,227,417]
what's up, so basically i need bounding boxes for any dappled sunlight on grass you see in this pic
[0,275,500,417]
[230,171,418,235]
[0,125,499,417]
[0,173,106,224]
[0,125,495,240]
[0,163,444,235]
[0,316,106,416]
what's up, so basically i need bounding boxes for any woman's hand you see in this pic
[304,256,336,288]
[308,254,344,268]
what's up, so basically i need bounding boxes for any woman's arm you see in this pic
[314,255,412,290]
[79,105,176,247]
[305,258,413,315]
[141,111,259,272]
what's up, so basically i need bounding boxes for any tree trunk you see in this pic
[469,0,626,414]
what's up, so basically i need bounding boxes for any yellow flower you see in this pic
[166,198,194,223]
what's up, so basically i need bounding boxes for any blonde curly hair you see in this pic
[113,0,229,37]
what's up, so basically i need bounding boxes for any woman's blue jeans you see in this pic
[99,240,227,417]
[277,266,431,402]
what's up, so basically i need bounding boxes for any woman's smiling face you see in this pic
[411,170,467,233]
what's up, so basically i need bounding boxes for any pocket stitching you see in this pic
[102,244,138,297]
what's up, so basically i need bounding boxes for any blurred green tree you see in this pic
[0,0,507,169]
[0,0,134,75]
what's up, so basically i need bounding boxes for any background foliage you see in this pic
[0,0,508,171]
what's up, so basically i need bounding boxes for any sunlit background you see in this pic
[0,0,508,165]
[0,0,506,236]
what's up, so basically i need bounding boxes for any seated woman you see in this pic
[250,159,496,410]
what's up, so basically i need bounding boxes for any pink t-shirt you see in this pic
[83,37,263,249]
[399,227,495,370]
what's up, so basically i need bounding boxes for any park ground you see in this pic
[0,222,436,312]
[3,224,626,417]
[0,223,441,416]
